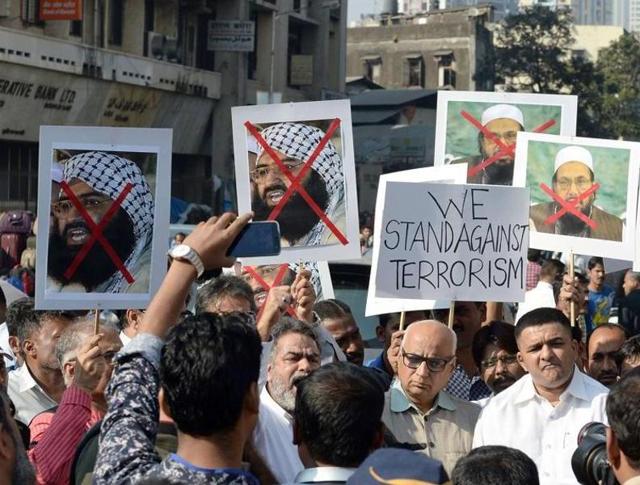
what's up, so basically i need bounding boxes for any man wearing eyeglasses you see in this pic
[471,320,527,406]
[249,123,346,248]
[381,320,481,477]
[47,151,154,293]
[529,145,623,241]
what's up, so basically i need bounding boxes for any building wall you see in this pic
[630,0,640,32]
[572,25,625,61]
[346,7,493,91]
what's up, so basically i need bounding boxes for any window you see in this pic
[109,0,123,46]
[20,0,39,24]
[69,20,82,37]
[436,53,456,88]
[403,55,423,87]
[362,56,381,83]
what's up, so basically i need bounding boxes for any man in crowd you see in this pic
[433,302,492,401]
[251,122,345,247]
[292,362,384,483]
[196,274,256,316]
[28,318,121,485]
[252,318,321,483]
[94,211,265,483]
[382,320,480,476]
[620,270,640,336]
[451,446,539,485]
[2,297,29,370]
[471,321,527,403]
[48,151,155,293]
[0,390,35,484]
[586,323,626,387]
[7,299,75,425]
[529,146,623,240]
[620,336,640,377]
[606,368,640,485]
[526,249,543,291]
[115,309,145,346]
[314,299,365,366]
[367,311,427,377]
[459,104,525,185]
[585,257,616,332]
[516,259,564,322]
[473,308,608,485]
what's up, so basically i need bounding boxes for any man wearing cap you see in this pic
[47,151,154,293]
[456,104,524,186]
[529,145,623,241]
[250,122,346,247]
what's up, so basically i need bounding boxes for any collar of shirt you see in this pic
[260,384,293,422]
[293,466,356,483]
[513,366,592,406]
[536,281,554,291]
[169,453,258,481]
[14,362,40,394]
[389,379,456,415]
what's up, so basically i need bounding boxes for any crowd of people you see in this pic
[0,213,639,484]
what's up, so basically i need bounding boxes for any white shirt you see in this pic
[0,322,17,369]
[473,367,608,485]
[252,386,303,484]
[7,363,58,425]
[119,330,132,346]
[515,281,556,323]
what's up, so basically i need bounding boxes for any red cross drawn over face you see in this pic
[243,264,297,322]
[245,120,348,245]
[460,110,557,179]
[540,182,600,230]
[58,180,135,284]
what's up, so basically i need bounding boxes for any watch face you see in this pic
[172,244,190,258]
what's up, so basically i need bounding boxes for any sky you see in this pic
[347,0,392,24]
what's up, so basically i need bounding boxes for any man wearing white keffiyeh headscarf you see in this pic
[250,122,346,247]
[47,151,154,294]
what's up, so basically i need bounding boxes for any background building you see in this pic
[0,0,347,217]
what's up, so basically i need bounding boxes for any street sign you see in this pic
[207,21,255,52]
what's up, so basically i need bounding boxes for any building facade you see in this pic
[0,0,347,216]
[346,6,493,91]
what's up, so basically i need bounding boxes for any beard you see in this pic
[554,203,593,236]
[252,169,330,245]
[48,209,136,291]
[268,372,307,414]
[481,152,514,185]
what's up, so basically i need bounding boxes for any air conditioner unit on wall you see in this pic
[148,32,166,59]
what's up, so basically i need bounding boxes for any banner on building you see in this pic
[39,0,82,21]
[207,21,255,52]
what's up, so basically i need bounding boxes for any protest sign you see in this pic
[434,91,577,186]
[365,164,468,317]
[232,100,359,265]
[35,126,172,310]
[513,132,639,260]
[374,182,529,305]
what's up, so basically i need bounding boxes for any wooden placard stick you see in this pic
[569,251,575,327]
[94,308,101,335]
[399,311,406,331]
[448,301,455,329]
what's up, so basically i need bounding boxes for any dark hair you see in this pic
[588,257,604,271]
[195,275,256,315]
[451,445,539,485]
[585,324,627,354]
[471,321,518,369]
[606,368,640,469]
[160,312,262,436]
[270,317,319,361]
[540,259,565,280]
[620,335,640,361]
[313,299,352,321]
[0,286,5,309]
[175,232,186,238]
[294,362,383,467]
[527,249,541,263]
[7,297,75,342]
[515,307,571,342]
[379,310,427,329]
[571,324,583,344]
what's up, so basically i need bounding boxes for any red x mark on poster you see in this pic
[460,111,557,179]
[59,181,135,284]
[243,264,297,321]
[245,120,349,245]
[539,182,600,229]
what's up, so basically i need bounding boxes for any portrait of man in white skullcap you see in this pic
[249,122,346,248]
[458,104,525,186]
[47,151,155,293]
[529,145,623,241]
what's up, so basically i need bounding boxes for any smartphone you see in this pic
[226,221,281,257]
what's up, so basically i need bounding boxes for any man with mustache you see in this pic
[472,321,527,406]
[252,318,321,483]
[473,308,608,485]
[250,122,346,247]
[529,145,623,241]
[586,323,626,387]
[457,104,524,186]
[314,299,365,366]
[47,151,154,293]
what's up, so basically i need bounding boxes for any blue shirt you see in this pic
[587,285,615,333]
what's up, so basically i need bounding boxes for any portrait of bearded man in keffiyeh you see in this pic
[47,151,155,294]
[249,122,346,248]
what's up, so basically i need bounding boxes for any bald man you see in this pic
[530,145,623,241]
[382,321,481,476]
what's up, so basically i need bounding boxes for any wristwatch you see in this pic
[168,244,204,278]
